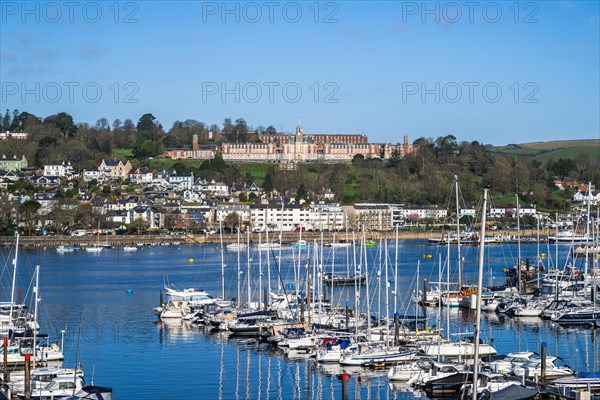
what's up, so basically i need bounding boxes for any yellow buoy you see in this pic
[188,258,194,263]
[540,253,546,258]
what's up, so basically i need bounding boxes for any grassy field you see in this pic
[491,139,600,162]
[112,148,133,159]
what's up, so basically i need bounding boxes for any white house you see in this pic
[0,131,28,140]
[169,172,194,191]
[183,190,204,203]
[129,168,155,184]
[194,179,229,197]
[43,162,75,178]
[31,176,61,187]
[82,167,100,182]
[107,210,130,226]
[573,190,599,206]
[459,208,477,219]
[34,192,61,215]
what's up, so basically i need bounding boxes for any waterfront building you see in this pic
[353,203,399,231]
[402,205,448,221]
[216,204,251,225]
[308,202,346,231]
[249,202,311,232]
[128,206,164,229]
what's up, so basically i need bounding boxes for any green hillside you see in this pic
[491,139,600,162]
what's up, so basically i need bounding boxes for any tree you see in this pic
[265,125,277,135]
[223,212,241,231]
[222,118,234,141]
[1,109,10,131]
[112,119,122,131]
[296,183,308,200]
[352,154,365,165]
[263,167,275,194]
[133,139,163,158]
[128,217,149,233]
[575,151,591,180]
[238,192,248,202]
[19,200,41,235]
[0,195,16,235]
[548,158,577,179]
[137,113,157,132]
[44,112,77,138]
[233,118,249,142]
[95,118,110,132]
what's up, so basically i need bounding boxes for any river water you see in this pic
[2,239,598,399]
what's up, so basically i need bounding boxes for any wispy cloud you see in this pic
[5,65,53,77]
[344,26,368,39]
[0,52,18,63]
[35,48,59,59]
[77,43,107,60]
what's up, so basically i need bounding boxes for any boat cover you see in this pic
[490,384,537,400]
[68,385,113,400]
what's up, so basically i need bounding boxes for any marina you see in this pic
[1,229,598,399]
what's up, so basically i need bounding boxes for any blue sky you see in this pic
[1,1,599,145]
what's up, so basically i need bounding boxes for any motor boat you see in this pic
[486,351,536,374]
[512,356,574,379]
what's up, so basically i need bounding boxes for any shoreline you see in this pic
[2,229,549,247]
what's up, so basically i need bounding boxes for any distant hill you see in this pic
[491,139,600,162]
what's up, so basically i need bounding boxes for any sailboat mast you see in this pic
[33,265,39,367]
[394,226,399,313]
[363,228,371,338]
[9,233,19,327]
[237,228,241,310]
[258,232,263,303]
[455,176,462,286]
[353,232,359,335]
[472,188,489,400]
[246,228,251,308]
[219,220,225,300]
[584,182,592,276]
[266,226,271,294]
[516,194,522,294]
[384,239,389,343]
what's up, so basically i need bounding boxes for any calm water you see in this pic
[1,239,598,399]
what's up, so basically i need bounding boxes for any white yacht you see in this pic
[419,338,497,358]
[512,356,574,379]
